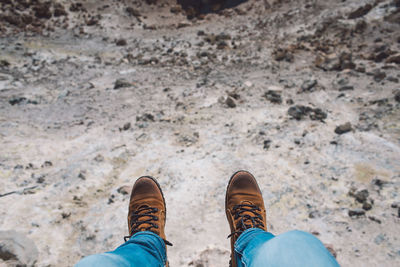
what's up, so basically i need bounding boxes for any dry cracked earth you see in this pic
[0,0,400,266]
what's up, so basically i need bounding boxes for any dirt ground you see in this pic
[0,0,400,266]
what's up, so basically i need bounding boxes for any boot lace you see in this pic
[124,205,172,246]
[227,203,264,239]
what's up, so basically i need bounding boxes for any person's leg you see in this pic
[75,176,171,267]
[75,231,166,267]
[225,171,339,267]
[234,228,339,267]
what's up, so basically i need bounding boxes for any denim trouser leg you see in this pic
[235,228,340,267]
[75,231,166,267]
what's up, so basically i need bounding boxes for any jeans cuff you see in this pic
[128,231,167,264]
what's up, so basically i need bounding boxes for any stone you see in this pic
[226,96,236,108]
[33,2,52,19]
[368,216,381,224]
[348,209,365,217]
[386,53,400,64]
[374,234,386,245]
[354,189,369,203]
[0,230,38,266]
[263,139,271,150]
[348,4,373,19]
[121,122,131,131]
[53,3,67,17]
[339,86,354,91]
[394,90,400,102]
[300,80,317,92]
[288,105,327,121]
[373,70,386,82]
[362,202,372,211]
[117,185,132,195]
[335,122,352,135]
[114,79,132,89]
[273,48,293,62]
[126,7,141,17]
[263,90,282,104]
[170,6,182,14]
[116,39,127,46]
[136,113,155,122]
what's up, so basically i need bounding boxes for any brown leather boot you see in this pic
[225,171,267,267]
[124,176,172,249]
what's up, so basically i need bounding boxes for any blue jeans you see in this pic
[75,229,339,267]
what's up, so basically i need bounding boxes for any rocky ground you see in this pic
[0,0,399,266]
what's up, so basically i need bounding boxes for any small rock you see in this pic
[391,202,400,208]
[117,185,132,195]
[226,96,236,108]
[373,70,386,82]
[41,161,52,167]
[177,21,191,28]
[263,90,282,104]
[0,230,38,266]
[273,48,293,62]
[94,154,104,162]
[374,234,386,245]
[288,105,309,120]
[353,189,369,203]
[54,3,67,17]
[385,53,400,64]
[288,105,327,121]
[9,97,27,105]
[114,79,132,89]
[121,122,131,131]
[244,81,253,88]
[335,122,352,135]
[263,139,271,150]
[348,4,373,19]
[170,6,182,14]
[126,7,141,17]
[339,85,354,91]
[348,209,365,217]
[136,113,155,122]
[116,39,127,46]
[368,216,381,224]
[300,80,317,92]
[362,202,372,211]
[394,90,400,102]
[78,172,86,180]
[387,76,399,83]
[33,2,52,19]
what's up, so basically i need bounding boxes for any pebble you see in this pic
[121,122,131,131]
[263,90,282,104]
[348,209,366,217]
[394,90,400,102]
[226,96,236,108]
[373,69,386,82]
[362,202,372,211]
[263,139,272,150]
[354,189,369,203]
[114,79,132,89]
[348,4,373,19]
[339,85,354,91]
[288,105,327,121]
[117,185,132,195]
[334,122,352,135]
[300,79,317,92]
[116,39,127,46]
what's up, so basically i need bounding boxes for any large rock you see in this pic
[0,230,38,266]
